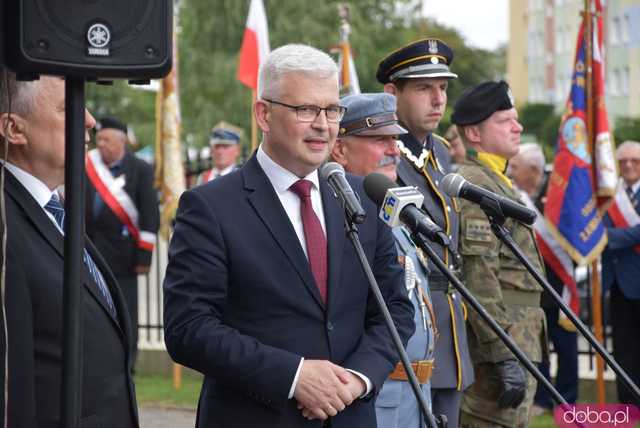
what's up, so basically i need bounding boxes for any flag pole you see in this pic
[251,89,258,153]
[584,0,606,404]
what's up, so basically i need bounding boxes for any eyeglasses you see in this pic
[263,98,346,123]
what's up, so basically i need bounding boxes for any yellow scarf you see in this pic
[476,152,513,188]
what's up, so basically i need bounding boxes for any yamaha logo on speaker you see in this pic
[87,23,111,57]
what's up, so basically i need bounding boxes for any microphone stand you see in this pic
[479,200,640,403]
[343,218,440,428]
[408,233,572,410]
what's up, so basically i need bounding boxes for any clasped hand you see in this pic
[294,360,365,421]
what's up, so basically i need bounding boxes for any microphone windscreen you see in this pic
[441,173,466,197]
[319,162,345,181]
[363,173,395,206]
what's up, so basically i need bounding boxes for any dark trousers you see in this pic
[118,275,139,369]
[534,306,578,408]
[610,284,640,405]
[432,388,463,428]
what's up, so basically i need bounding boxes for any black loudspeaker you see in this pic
[2,0,172,79]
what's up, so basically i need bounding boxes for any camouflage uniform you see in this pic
[457,152,547,428]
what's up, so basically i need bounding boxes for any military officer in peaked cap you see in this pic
[197,121,243,184]
[378,38,474,427]
[452,80,546,428]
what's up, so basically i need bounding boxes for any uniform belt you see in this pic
[427,274,450,292]
[502,289,541,307]
[388,360,434,384]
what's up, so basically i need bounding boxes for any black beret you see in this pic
[96,116,128,134]
[451,81,515,126]
[376,38,457,84]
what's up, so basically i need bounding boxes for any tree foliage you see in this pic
[86,0,504,157]
[613,117,640,144]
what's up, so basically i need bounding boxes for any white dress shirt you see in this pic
[256,145,372,400]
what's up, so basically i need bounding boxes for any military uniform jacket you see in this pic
[86,150,160,277]
[457,155,546,364]
[376,227,435,428]
[396,131,474,390]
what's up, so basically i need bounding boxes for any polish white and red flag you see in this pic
[237,0,270,89]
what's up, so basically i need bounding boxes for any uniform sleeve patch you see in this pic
[465,218,493,242]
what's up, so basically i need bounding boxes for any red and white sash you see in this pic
[607,180,640,254]
[520,191,580,315]
[86,149,155,252]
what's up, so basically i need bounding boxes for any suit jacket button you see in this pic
[327,321,334,331]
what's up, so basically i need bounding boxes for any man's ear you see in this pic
[462,125,481,146]
[254,100,270,133]
[383,83,397,96]
[330,138,349,166]
[0,113,29,146]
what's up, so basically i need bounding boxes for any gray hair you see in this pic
[517,142,545,172]
[0,68,40,115]
[258,44,338,100]
[616,140,640,158]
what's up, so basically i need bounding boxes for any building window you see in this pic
[622,67,630,94]
[610,69,621,96]
[622,13,630,44]
[611,16,621,45]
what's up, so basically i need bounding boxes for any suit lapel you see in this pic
[320,179,345,312]
[4,170,65,258]
[242,156,325,308]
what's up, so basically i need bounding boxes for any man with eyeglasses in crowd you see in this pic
[163,44,414,428]
[602,140,640,406]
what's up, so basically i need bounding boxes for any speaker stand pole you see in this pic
[61,76,87,428]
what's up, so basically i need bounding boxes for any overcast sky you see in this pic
[421,0,509,51]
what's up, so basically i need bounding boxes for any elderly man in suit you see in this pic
[603,140,640,406]
[0,70,138,426]
[163,44,414,428]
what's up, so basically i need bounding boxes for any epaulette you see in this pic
[432,133,451,149]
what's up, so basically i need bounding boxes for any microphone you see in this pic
[441,173,537,225]
[320,162,367,224]
[363,173,451,247]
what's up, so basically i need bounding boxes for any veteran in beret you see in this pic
[452,81,546,428]
[330,92,437,428]
[378,38,474,427]
[197,121,243,184]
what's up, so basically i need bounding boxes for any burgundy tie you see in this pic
[290,179,328,303]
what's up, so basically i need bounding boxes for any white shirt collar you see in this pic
[213,164,236,177]
[256,144,320,193]
[2,162,58,208]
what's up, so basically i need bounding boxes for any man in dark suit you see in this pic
[0,70,138,426]
[163,44,414,428]
[85,116,159,366]
[603,140,640,405]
